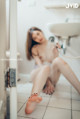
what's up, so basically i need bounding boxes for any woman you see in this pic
[25,27,80,114]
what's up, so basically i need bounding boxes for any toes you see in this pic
[36,99,40,103]
[43,86,54,95]
[38,97,42,101]
[49,87,54,95]
[43,88,47,93]
[47,90,50,94]
[46,87,52,95]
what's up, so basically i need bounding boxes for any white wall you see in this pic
[6,0,80,74]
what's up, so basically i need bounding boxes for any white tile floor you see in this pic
[17,50,80,119]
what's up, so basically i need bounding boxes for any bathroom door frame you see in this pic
[0,0,7,118]
[9,0,17,119]
[0,0,18,118]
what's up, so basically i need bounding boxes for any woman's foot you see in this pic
[25,93,42,114]
[43,84,55,95]
[43,78,55,95]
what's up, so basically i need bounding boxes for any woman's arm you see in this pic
[31,46,42,67]
[33,55,43,67]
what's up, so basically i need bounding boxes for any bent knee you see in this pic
[53,57,67,66]
[42,65,50,73]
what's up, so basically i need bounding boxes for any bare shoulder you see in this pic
[31,45,39,56]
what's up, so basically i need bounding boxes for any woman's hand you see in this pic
[55,43,61,49]
[52,45,59,58]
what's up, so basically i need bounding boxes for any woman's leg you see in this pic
[25,65,50,114]
[30,67,41,84]
[50,64,61,86]
[51,57,80,94]
[31,65,50,94]
[31,67,54,95]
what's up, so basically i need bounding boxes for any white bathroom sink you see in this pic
[48,22,80,54]
[48,23,80,37]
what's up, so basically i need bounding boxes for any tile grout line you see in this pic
[17,96,50,119]
[47,106,71,110]
[50,96,71,100]
[17,102,26,113]
[72,110,80,112]
[17,97,29,113]
[18,115,33,119]
[42,95,52,119]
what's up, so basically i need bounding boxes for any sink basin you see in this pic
[47,22,80,54]
[48,22,80,37]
